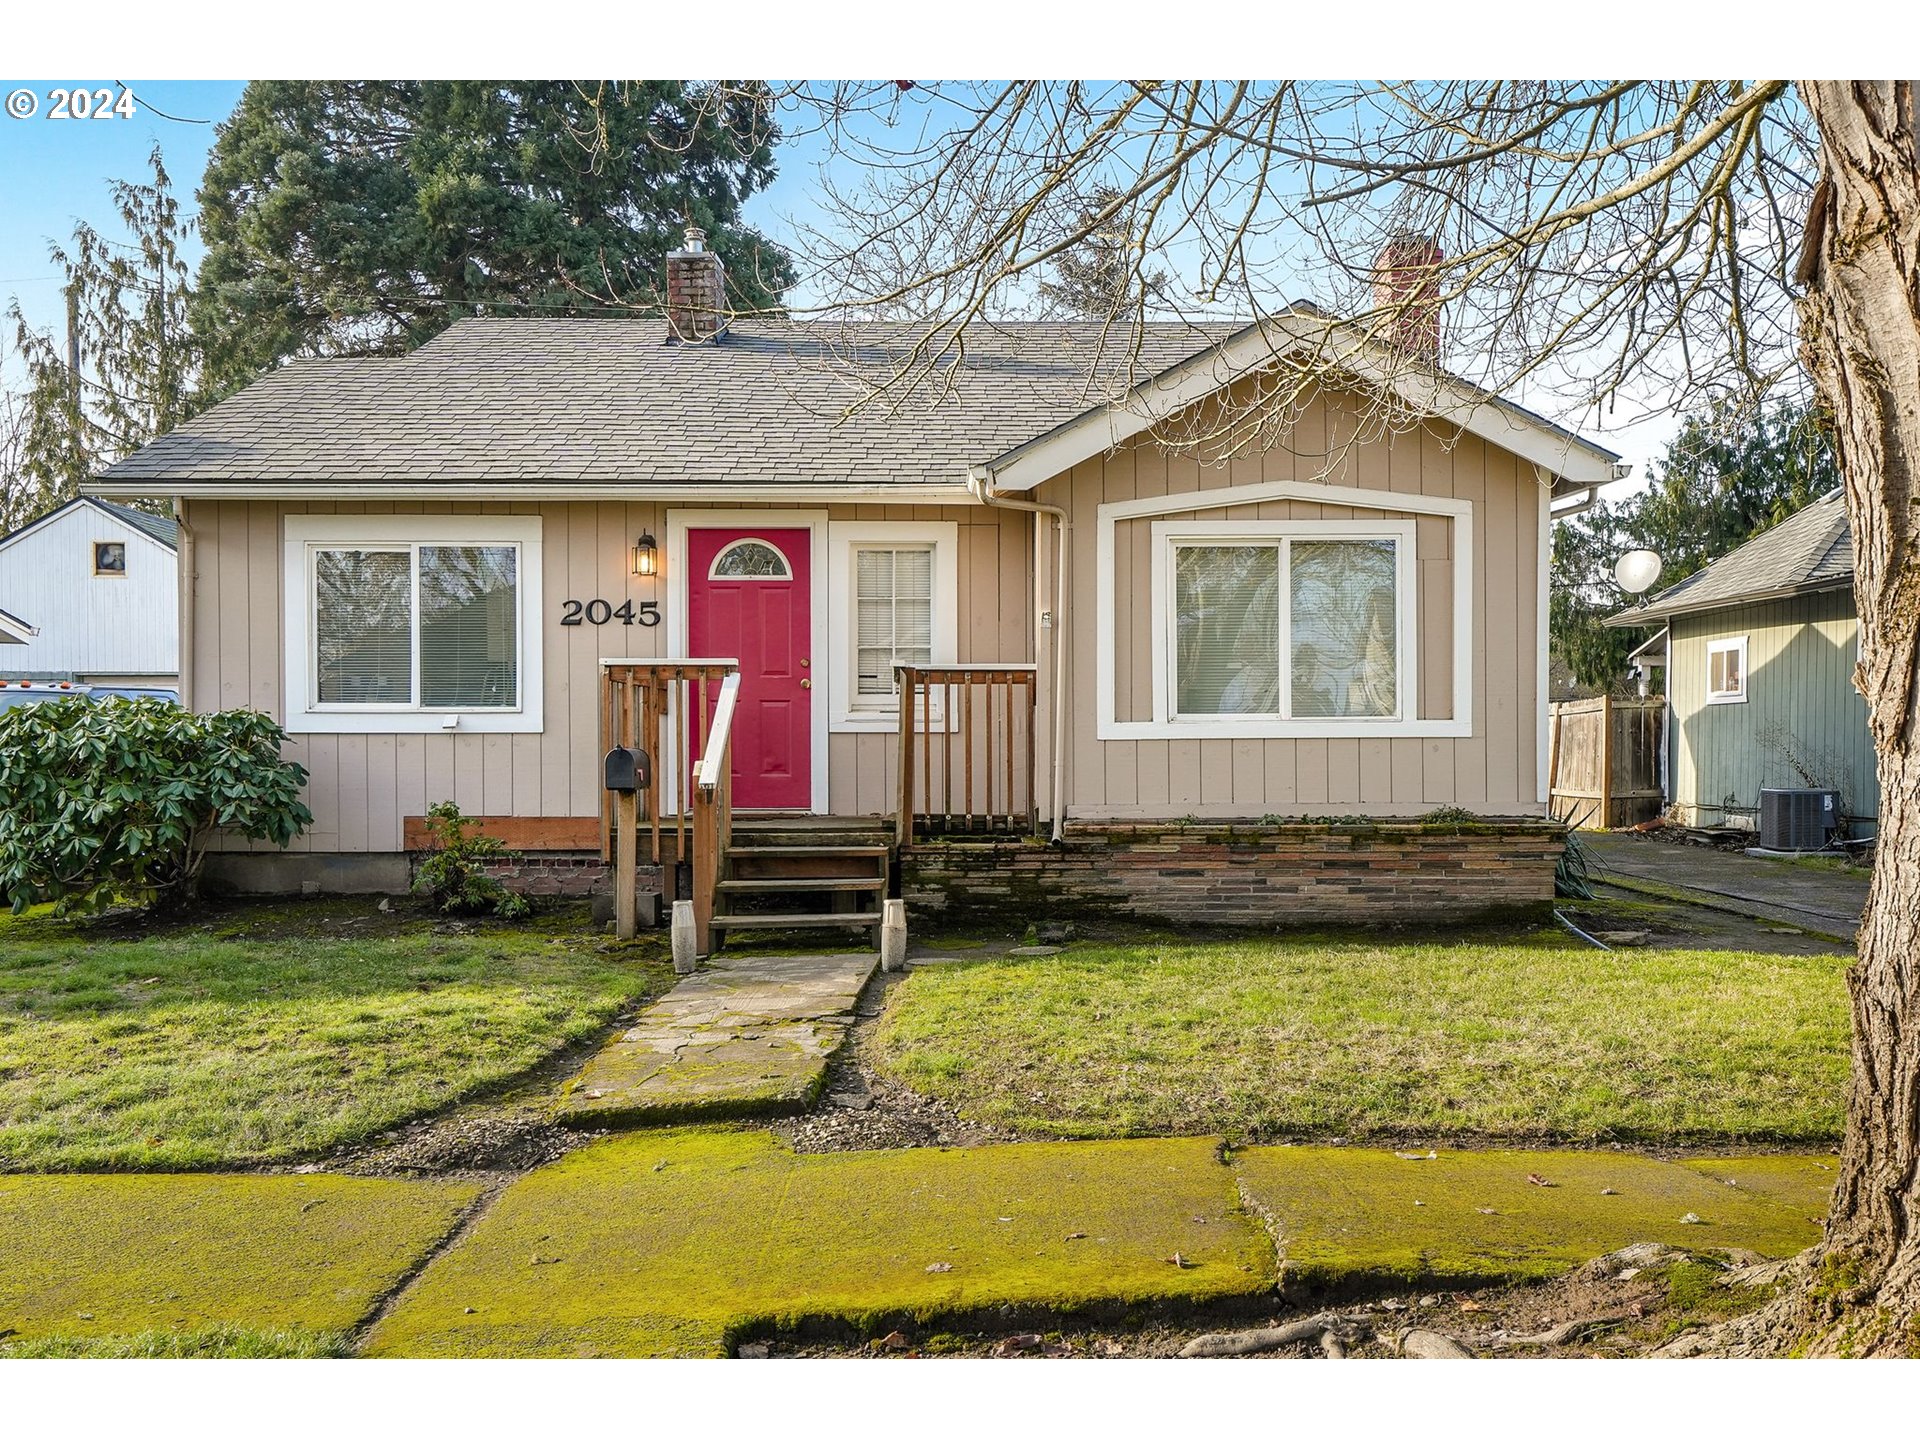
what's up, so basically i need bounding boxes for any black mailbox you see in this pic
[603,746,649,793]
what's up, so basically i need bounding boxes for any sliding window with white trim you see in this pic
[1150,519,1420,736]
[283,514,544,734]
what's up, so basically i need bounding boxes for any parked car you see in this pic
[0,680,180,712]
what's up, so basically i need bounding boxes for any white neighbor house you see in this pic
[0,497,180,688]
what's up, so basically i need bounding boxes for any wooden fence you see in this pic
[1548,695,1665,829]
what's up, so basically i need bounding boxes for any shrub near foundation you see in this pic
[0,698,310,915]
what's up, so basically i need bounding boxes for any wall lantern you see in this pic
[632,531,658,578]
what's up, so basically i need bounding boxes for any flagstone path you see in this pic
[551,951,879,1127]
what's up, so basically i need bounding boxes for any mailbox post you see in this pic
[604,747,648,940]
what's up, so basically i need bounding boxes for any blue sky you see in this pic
[0,82,244,345]
[0,79,1676,483]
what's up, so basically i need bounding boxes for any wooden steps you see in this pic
[710,911,885,930]
[710,822,895,948]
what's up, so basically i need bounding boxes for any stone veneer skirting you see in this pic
[900,819,1567,926]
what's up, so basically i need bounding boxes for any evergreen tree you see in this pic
[1037,187,1169,318]
[1551,399,1838,692]
[191,81,796,395]
[2,147,194,532]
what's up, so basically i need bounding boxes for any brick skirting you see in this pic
[465,853,646,899]
[901,819,1566,926]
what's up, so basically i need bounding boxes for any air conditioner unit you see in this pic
[1758,788,1838,852]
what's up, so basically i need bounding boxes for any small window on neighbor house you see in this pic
[1706,636,1748,704]
[854,547,933,704]
[93,541,126,576]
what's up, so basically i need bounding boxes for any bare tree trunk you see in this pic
[1794,79,1920,1356]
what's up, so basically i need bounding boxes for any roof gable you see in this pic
[975,312,1623,493]
[0,496,177,555]
[1607,489,1853,625]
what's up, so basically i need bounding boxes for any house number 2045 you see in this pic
[560,599,661,627]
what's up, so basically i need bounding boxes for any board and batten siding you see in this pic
[1669,589,1879,831]
[1032,382,1546,820]
[184,380,1555,852]
[186,498,1032,853]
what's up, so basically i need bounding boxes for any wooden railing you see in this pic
[689,672,740,955]
[896,665,1039,845]
[600,658,738,942]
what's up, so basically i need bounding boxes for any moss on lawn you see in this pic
[365,1128,1273,1357]
[0,1172,480,1347]
[871,935,1850,1144]
[0,899,673,1170]
[1,1325,352,1358]
[1676,1154,1838,1223]
[1232,1146,1824,1290]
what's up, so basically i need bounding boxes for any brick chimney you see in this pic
[665,225,728,342]
[1372,233,1445,362]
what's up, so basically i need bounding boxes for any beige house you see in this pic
[88,238,1620,934]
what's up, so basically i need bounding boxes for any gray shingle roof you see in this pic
[1610,488,1853,624]
[96,318,1249,489]
[92,498,178,549]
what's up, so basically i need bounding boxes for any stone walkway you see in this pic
[1586,832,1869,938]
[552,951,879,1126]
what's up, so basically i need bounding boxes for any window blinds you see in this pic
[855,547,933,699]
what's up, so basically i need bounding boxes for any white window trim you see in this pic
[827,520,959,733]
[1151,519,1418,733]
[282,514,544,734]
[1706,635,1749,705]
[1096,479,1473,740]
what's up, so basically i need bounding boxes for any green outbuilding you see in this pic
[1608,489,1876,839]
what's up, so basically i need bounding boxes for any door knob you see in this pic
[800,678,812,689]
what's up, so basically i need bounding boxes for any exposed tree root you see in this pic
[1177,1313,1372,1358]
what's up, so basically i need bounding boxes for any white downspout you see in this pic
[967,469,1069,842]
[173,497,195,711]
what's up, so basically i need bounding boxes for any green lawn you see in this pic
[0,901,671,1171]
[871,932,1851,1144]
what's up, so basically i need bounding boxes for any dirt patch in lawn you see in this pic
[775,970,1019,1154]
[768,1243,1787,1358]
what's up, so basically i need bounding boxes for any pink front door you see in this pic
[688,528,812,809]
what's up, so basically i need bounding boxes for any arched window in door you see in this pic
[707,539,792,579]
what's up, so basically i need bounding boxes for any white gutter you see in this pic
[967,469,1070,843]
